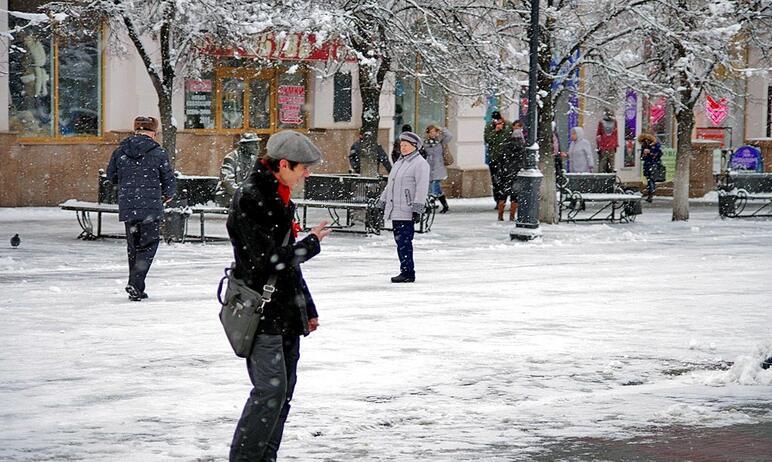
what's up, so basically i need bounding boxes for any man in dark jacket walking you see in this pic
[227,130,331,462]
[107,116,175,301]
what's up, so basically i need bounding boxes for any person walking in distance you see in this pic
[107,116,175,301]
[494,120,527,221]
[227,130,331,461]
[423,124,452,213]
[378,131,430,283]
[567,126,595,173]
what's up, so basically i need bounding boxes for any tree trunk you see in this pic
[537,14,558,224]
[158,9,177,166]
[158,90,177,165]
[358,63,382,178]
[672,105,694,221]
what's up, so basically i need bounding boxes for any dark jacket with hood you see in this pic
[107,134,176,222]
[226,161,320,337]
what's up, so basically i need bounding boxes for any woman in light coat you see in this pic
[378,131,430,283]
[423,124,452,213]
[568,126,595,173]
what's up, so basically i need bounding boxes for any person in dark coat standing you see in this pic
[348,130,392,175]
[484,111,512,208]
[638,132,663,203]
[494,120,527,221]
[227,130,331,462]
[106,116,175,301]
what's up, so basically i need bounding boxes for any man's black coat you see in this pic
[227,161,320,337]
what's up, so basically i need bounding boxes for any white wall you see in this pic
[453,96,487,168]
[104,26,161,132]
[745,46,770,140]
[1,0,10,131]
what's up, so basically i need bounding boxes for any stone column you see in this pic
[746,138,772,173]
[690,140,720,198]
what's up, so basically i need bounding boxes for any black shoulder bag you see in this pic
[218,230,291,358]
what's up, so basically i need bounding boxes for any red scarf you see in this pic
[263,159,301,237]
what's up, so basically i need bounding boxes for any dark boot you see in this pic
[510,202,518,221]
[391,273,415,283]
[125,285,142,302]
[497,201,505,221]
[646,190,654,203]
[438,195,449,214]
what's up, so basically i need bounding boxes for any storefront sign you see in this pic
[278,85,305,124]
[730,145,762,172]
[204,32,349,62]
[695,127,729,147]
[705,95,729,126]
[624,90,637,167]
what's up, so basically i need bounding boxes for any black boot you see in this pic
[438,195,449,214]
[762,356,772,370]
[391,273,415,283]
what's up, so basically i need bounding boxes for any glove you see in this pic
[412,212,421,224]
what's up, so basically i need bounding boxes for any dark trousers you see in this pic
[230,335,300,462]
[643,164,657,193]
[124,219,160,293]
[392,220,415,277]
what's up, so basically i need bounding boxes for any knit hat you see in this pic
[399,131,423,151]
[265,130,323,165]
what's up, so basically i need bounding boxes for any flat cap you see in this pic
[265,130,323,165]
[239,132,260,144]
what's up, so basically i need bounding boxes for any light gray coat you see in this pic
[378,150,431,221]
[424,128,452,181]
[568,126,595,173]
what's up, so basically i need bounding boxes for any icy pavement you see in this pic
[0,200,770,461]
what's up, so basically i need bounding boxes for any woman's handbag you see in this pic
[218,231,290,358]
[442,143,454,166]
[652,162,666,182]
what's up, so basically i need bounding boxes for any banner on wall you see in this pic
[624,90,637,167]
[278,85,305,124]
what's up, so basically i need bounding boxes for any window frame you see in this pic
[9,22,106,143]
[184,64,310,134]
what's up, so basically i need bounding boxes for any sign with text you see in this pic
[730,145,763,172]
[278,85,305,125]
[203,32,350,62]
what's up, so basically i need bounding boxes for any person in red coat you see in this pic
[596,108,619,173]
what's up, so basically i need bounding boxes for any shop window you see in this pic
[185,66,307,132]
[394,74,446,135]
[333,71,352,122]
[8,10,101,138]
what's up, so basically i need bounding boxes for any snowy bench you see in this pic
[717,172,772,218]
[59,171,228,242]
[558,173,642,223]
[59,200,229,243]
[297,174,435,234]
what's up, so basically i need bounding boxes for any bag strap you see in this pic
[258,229,292,308]
[217,229,293,308]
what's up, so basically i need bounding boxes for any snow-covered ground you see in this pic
[1,200,770,461]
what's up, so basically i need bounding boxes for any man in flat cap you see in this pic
[215,132,261,207]
[227,130,331,462]
[107,116,175,301]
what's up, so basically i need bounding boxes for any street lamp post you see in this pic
[510,0,543,241]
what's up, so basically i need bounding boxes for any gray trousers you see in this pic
[230,335,300,462]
